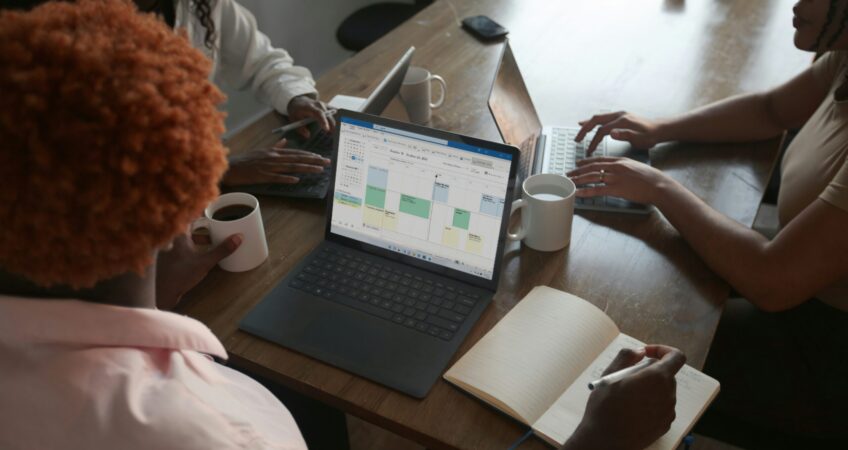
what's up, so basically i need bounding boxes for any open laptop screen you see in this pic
[329,116,513,281]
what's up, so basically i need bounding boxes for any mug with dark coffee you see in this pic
[192,192,268,271]
[212,204,255,222]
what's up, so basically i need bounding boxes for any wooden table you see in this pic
[179,1,812,448]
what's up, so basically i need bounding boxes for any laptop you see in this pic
[488,41,650,214]
[233,46,416,200]
[240,109,519,398]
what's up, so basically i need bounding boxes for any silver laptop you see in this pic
[488,41,650,214]
[233,47,415,200]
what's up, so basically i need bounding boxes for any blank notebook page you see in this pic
[444,286,620,424]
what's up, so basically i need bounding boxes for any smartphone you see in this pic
[461,15,509,42]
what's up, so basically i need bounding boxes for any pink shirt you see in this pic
[0,295,307,450]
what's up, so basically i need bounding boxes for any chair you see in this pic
[337,1,433,52]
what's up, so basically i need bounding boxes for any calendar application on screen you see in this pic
[330,117,512,280]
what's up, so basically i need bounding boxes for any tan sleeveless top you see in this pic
[779,51,848,310]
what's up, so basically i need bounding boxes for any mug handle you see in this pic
[429,75,447,109]
[190,216,211,236]
[506,199,528,241]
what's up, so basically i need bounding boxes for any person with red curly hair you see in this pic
[0,2,309,448]
[8,0,336,187]
[1,0,341,309]
[0,3,698,449]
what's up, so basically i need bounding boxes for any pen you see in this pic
[588,357,656,390]
[271,109,337,135]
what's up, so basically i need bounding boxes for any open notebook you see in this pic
[444,286,719,449]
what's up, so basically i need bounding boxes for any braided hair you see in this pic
[813,0,848,50]
[194,0,216,49]
[827,0,848,48]
[1,1,217,49]
[813,0,838,50]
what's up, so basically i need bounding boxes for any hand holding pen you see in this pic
[278,95,337,138]
[563,345,686,450]
[589,356,657,390]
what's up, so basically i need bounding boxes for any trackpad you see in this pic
[300,311,396,371]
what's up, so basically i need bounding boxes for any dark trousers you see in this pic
[695,298,848,449]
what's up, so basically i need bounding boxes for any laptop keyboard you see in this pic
[288,246,482,341]
[266,170,330,195]
[266,129,334,196]
[545,127,606,207]
[305,129,334,155]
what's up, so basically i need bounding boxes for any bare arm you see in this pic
[577,64,828,152]
[654,182,848,311]
[569,158,848,311]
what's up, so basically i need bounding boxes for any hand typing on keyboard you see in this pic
[574,111,661,156]
[220,137,331,186]
[566,156,667,205]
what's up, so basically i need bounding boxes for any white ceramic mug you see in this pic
[507,173,576,252]
[192,192,269,272]
[399,66,447,124]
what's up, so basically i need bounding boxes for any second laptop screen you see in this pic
[330,117,512,280]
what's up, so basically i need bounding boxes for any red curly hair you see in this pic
[0,0,228,288]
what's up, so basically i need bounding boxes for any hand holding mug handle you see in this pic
[507,198,528,241]
[191,216,212,235]
[430,75,447,109]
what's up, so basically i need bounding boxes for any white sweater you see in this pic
[175,0,318,114]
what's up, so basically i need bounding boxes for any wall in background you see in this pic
[220,0,393,135]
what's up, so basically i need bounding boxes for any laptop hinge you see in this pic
[533,132,546,174]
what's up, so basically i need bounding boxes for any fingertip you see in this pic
[650,347,687,372]
[230,233,243,249]
[645,344,676,358]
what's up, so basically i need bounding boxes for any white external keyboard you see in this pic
[544,127,607,206]
[544,127,606,174]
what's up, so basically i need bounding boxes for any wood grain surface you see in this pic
[178,1,812,448]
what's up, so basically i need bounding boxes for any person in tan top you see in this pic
[567,0,848,448]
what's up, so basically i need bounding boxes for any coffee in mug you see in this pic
[211,204,255,222]
[192,192,269,272]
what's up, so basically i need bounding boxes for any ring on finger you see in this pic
[599,169,606,182]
